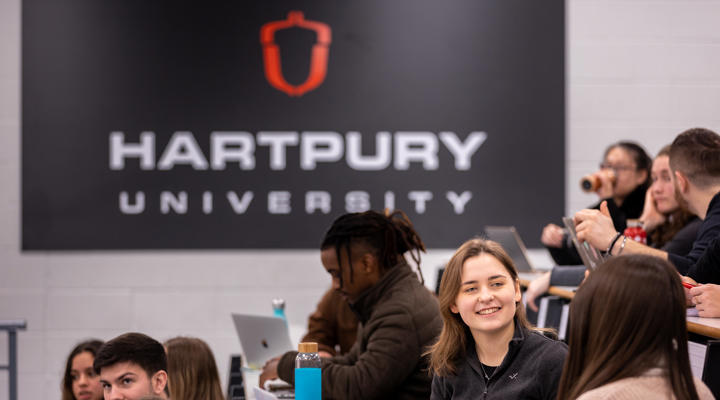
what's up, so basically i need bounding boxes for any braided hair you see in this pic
[321,210,427,289]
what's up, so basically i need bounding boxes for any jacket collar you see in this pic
[466,319,526,379]
[349,262,415,323]
[706,190,720,219]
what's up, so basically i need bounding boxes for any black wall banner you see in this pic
[22,1,565,249]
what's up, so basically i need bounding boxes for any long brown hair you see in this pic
[62,339,104,400]
[648,145,697,248]
[427,238,535,376]
[556,255,700,400]
[164,337,225,400]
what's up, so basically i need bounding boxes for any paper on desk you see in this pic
[264,377,292,391]
[688,340,707,378]
[687,307,700,317]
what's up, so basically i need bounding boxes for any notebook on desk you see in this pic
[231,313,294,370]
[484,226,550,273]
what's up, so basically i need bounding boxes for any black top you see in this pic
[431,324,567,400]
[660,216,701,256]
[691,235,720,284]
[547,183,648,265]
[670,191,720,276]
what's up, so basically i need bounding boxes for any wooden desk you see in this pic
[519,276,576,300]
[519,278,720,339]
[687,316,720,340]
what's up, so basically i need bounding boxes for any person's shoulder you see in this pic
[526,329,567,349]
[523,329,568,361]
[576,375,670,400]
[383,275,438,308]
[693,377,715,400]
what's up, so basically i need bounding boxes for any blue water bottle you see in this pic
[295,342,321,400]
[272,297,287,323]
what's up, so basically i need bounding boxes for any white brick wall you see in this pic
[2,0,720,399]
[567,0,720,214]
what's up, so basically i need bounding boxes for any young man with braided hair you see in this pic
[260,210,442,399]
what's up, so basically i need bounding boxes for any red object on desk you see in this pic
[683,282,698,289]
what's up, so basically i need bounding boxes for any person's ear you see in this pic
[513,280,522,303]
[151,370,168,395]
[450,303,459,314]
[674,171,689,194]
[360,252,378,274]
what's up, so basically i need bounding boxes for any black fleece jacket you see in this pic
[431,324,567,400]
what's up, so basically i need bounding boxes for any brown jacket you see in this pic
[301,287,359,356]
[279,263,442,400]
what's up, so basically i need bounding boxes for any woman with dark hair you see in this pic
[164,336,224,400]
[260,210,442,399]
[429,239,567,399]
[556,255,713,399]
[542,141,652,265]
[61,339,104,400]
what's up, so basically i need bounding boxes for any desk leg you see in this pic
[537,297,551,329]
[9,330,17,400]
[559,303,570,341]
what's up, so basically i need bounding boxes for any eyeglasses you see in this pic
[599,163,636,172]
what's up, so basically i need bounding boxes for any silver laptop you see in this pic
[484,226,540,272]
[231,313,294,369]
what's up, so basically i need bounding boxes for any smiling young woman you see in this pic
[428,239,567,400]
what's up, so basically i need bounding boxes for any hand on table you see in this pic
[681,276,698,307]
[259,357,280,389]
[690,283,720,318]
[574,201,618,251]
[541,224,565,248]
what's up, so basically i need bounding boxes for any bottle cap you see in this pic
[272,298,286,310]
[298,342,318,353]
[627,219,641,227]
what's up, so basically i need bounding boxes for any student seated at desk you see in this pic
[526,143,701,310]
[541,141,651,265]
[429,239,567,400]
[260,210,442,400]
[556,255,714,399]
